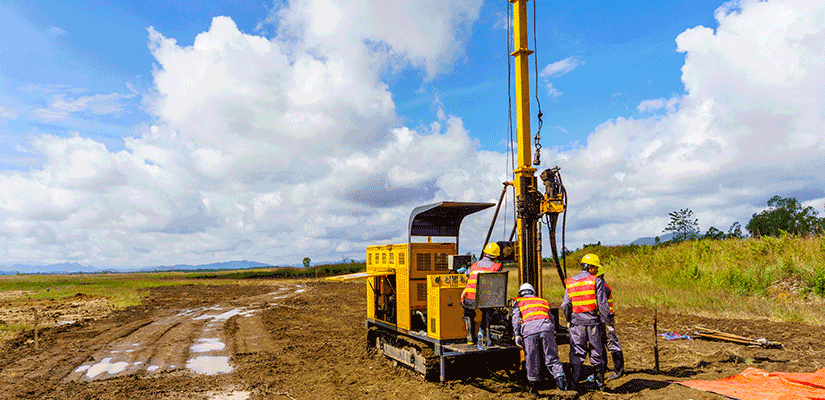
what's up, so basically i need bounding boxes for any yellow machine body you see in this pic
[366,242,456,331]
[426,274,468,340]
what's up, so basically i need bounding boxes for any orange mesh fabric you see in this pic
[678,367,825,400]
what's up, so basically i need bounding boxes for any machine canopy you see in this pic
[408,201,495,238]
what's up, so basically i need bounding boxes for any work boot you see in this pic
[464,317,475,344]
[608,351,624,380]
[554,374,569,391]
[594,368,606,392]
[570,363,582,391]
[527,380,539,395]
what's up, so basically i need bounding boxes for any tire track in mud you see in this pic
[62,283,308,382]
[0,283,308,388]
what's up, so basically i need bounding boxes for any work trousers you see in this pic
[524,330,564,381]
[463,305,492,329]
[569,324,606,367]
[606,327,622,353]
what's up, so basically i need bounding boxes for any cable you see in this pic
[532,0,543,166]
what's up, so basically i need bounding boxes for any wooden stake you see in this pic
[653,308,659,374]
[33,307,39,351]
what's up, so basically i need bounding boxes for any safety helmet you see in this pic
[518,283,535,297]
[483,242,501,257]
[596,265,605,277]
[581,253,601,268]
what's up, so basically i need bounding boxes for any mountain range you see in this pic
[0,260,271,275]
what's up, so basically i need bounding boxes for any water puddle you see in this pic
[76,357,130,379]
[191,338,225,352]
[186,356,233,375]
[194,308,245,321]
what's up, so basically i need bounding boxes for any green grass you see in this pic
[559,235,825,325]
[0,262,366,309]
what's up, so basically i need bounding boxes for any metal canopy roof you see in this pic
[408,201,495,238]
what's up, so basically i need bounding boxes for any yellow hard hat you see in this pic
[581,253,601,268]
[597,265,605,277]
[483,242,501,257]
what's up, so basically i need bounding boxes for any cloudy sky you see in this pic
[2,0,824,268]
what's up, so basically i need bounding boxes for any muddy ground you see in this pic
[0,279,822,400]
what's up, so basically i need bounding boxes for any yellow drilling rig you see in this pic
[328,0,568,381]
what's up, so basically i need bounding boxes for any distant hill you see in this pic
[629,233,674,246]
[139,260,271,272]
[0,262,99,275]
[0,260,272,275]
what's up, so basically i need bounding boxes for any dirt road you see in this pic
[0,279,821,399]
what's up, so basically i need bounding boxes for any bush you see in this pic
[813,267,825,297]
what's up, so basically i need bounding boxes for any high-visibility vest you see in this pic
[565,275,597,313]
[515,296,551,324]
[461,260,502,301]
[605,283,615,314]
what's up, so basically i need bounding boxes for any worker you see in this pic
[560,253,612,391]
[512,283,569,394]
[460,242,502,346]
[597,264,624,380]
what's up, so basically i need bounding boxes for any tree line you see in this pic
[662,195,825,243]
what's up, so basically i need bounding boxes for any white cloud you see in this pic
[0,2,491,267]
[637,96,680,113]
[539,57,582,98]
[0,106,17,119]
[548,0,825,246]
[33,92,130,121]
[545,82,562,98]
[4,0,825,267]
[48,27,67,37]
[540,56,582,78]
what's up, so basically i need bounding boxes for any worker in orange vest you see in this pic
[512,283,569,394]
[596,264,624,380]
[560,253,612,391]
[460,242,502,345]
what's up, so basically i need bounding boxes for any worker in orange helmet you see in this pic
[560,253,612,391]
[460,242,502,346]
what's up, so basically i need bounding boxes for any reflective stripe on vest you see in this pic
[515,297,551,324]
[565,275,597,313]
[461,261,502,301]
[605,283,614,314]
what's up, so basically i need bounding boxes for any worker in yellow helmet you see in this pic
[460,242,502,345]
[560,253,611,391]
[596,264,624,380]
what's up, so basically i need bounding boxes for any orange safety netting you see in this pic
[678,367,825,400]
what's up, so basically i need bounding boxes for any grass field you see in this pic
[3,235,825,342]
[531,234,825,325]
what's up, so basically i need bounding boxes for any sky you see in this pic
[2,0,825,268]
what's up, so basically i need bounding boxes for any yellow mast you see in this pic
[510,0,541,296]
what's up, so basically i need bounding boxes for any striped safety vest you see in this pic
[605,283,615,314]
[515,296,551,324]
[565,274,597,313]
[461,260,502,301]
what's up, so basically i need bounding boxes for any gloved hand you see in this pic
[606,325,615,333]
[457,267,466,274]
[515,335,524,349]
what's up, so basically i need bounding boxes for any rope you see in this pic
[532,0,543,166]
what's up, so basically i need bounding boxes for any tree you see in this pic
[746,196,823,237]
[704,226,725,240]
[663,208,700,242]
[726,221,744,239]
[303,257,311,269]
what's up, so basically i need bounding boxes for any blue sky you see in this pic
[2,0,825,267]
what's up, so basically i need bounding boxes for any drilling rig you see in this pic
[328,0,568,381]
